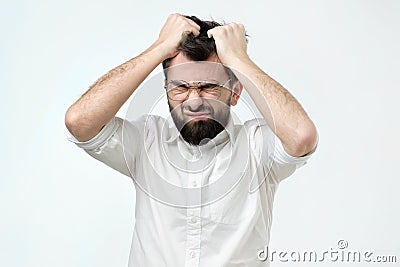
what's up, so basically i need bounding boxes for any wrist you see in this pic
[224,55,253,71]
[147,39,177,61]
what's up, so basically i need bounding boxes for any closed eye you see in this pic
[197,83,218,90]
[170,80,189,88]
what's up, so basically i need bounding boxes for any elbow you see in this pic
[64,107,92,142]
[65,107,81,137]
[65,107,106,142]
[296,122,318,156]
[288,121,318,157]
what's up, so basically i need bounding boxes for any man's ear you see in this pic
[230,80,243,106]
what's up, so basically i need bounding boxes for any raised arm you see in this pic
[208,24,318,157]
[65,14,200,141]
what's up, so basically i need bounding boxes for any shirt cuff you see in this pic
[66,117,120,151]
[272,134,317,167]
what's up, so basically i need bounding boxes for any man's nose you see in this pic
[185,89,204,111]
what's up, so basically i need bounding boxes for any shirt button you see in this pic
[190,216,197,223]
[192,180,198,187]
[190,251,196,258]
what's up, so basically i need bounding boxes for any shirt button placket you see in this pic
[185,152,202,267]
[185,205,201,267]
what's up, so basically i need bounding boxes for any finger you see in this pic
[186,18,201,31]
[207,25,224,38]
[189,28,200,36]
[185,22,200,36]
[207,29,214,38]
[183,26,199,37]
[183,28,200,39]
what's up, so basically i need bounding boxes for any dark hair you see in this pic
[162,15,242,85]
[162,15,222,70]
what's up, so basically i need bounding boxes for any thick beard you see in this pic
[180,119,225,146]
[169,101,231,146]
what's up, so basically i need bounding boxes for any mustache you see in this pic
[181,103,213,113]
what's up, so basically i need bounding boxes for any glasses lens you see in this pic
[166,80,230,100]
[168,88,188,100]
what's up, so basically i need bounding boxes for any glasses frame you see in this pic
[164,79,231,101]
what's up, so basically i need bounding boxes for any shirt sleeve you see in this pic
[251,119,317,184]
[66,116,144,178]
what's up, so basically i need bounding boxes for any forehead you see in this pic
[166,54,230,82]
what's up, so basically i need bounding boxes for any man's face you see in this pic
[165,54,240,146]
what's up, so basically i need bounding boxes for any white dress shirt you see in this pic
[67,114,314,267]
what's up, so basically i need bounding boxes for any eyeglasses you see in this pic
[164,79,231,101]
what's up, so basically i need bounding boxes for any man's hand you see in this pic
[207,23,249,67]
[156,13,201,60]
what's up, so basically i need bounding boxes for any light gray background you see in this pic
[1,0,399,266]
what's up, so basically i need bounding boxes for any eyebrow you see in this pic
[169,80,222,86]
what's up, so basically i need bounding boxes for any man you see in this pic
[65,14,318,267]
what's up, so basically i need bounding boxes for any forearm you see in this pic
[232,58,318,156]
[65,42,167,141]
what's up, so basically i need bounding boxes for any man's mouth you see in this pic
[183,111,211,120]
